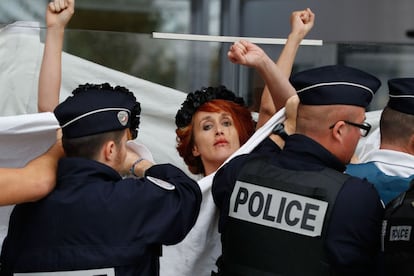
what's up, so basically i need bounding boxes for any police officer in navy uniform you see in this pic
[347,78,414,205]
[0,83,202,276]
[212,65,384,276]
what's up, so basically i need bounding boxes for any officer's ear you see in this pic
[329,120,346,142]
[102,140,117,162]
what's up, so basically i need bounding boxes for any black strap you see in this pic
[272,123,288,140]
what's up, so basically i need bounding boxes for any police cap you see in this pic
[291,65,381,107]
[54,83,141,139]
[387,78,414,115]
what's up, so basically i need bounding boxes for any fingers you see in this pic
[232,40,248,52]
[289,7,315,39]
[56,128,62,140]
[227,39,264,67]
[67,0,75,14]
[291,8,314,24]
[227,40,248,62]
[298,11,310,23]
[284,95,299,135]
[298,8,315,24]
[46,0,75,27]
[302,8,315,24]
[285,95,299,120]
[229,40,250,55]
[48,0,69,13]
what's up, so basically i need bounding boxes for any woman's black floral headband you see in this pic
[175,85,245,128]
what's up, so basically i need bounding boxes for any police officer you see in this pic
[212,65,384,276]
[347,78,414,205]
[0,83,202,276]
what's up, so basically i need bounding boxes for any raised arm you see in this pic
[228,8,314,128]
[258,8,314,127]
[278,8,315,76]
[228,40,296,128]
[38,0,75,113]
[0,132,64,205]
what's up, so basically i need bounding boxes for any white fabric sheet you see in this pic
[0,112,58,168]
[0,21,189,171]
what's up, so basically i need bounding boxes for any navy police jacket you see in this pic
[212,134,384,276]
[0,157,202,276]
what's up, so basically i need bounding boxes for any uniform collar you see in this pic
[283,134,346,172]
[57,157,122,183]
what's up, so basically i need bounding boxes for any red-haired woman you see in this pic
[175,87,255,176]
[175,9,315,177]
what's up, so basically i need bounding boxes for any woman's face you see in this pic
[192,110,240,175]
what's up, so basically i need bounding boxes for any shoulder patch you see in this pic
[147,176,175,190]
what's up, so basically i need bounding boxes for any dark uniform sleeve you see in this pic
[130,163,202,246]
[325,177,384,275]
